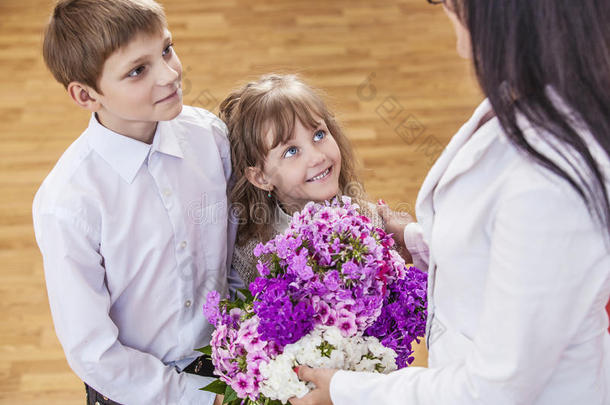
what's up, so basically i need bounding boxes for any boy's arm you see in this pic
[35,210,217,405]
[214,115,245,295]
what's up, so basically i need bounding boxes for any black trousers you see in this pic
[84,356,215,405]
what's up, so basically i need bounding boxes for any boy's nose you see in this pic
[157,61,181,86]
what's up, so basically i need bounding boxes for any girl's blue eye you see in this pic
[128,66,145,78]
[163,43,174,57]
[283,146,298,158]
[313,130,326,141]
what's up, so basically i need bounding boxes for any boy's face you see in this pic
[91,28,183,141]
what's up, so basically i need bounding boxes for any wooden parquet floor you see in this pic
[0,0,481,403]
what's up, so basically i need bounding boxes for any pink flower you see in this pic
[325,309,338,327]
[243,333,267,353]
[315,300,331,324]
[231,372,256,398]
[210,324,228,347]
[337,309,358,337]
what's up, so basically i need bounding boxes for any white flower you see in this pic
[322,324,345,347]
[259,325,398,402]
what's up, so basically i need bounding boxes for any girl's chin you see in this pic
[314,189,340,203]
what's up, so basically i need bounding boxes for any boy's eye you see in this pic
[163,43,174,57]
[313,129,326,142]
[283,146,298,158]
[127,66,145,78]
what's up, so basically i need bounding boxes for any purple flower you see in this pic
[323,270,341,291]
[289,249,314,280]
[203,291,221,326]
[253,242,266,257]
[202,198,428,403]
[256,261,271,277]
[365,265,427,368]
[341,260,360,280]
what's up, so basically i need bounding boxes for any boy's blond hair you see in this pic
[43,0,167,92]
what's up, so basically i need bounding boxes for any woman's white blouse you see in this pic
[331,99,610,404]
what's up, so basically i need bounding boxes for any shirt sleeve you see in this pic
[330,178,609,404]
[35,210,217,405]
[403,222,429,271]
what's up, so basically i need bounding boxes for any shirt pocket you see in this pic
[427,314,474,368]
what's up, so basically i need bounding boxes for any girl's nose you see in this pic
[308,147,326,168]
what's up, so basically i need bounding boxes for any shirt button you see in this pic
[163,189,172,197]
[179,240,187,249]
[185,300,192,308]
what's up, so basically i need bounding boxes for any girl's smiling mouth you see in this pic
[307,166,332,182]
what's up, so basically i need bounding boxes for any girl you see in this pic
[219,74,407,286]
[292,0,610,404]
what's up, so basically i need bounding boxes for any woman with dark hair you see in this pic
[290,1,610,404]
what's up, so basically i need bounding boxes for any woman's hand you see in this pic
[377,200,414,262]
[289,366,338,405]
[213,394,224,405]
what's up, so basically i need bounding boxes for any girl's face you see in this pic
[256,117,342,213]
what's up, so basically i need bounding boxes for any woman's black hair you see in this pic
[453,0,610,235]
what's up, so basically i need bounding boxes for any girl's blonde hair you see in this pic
[219,74,362,245]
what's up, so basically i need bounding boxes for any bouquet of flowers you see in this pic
[200,197,427,404]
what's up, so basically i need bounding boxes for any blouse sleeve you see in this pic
[403,222,430,272]
[330,170,609,405]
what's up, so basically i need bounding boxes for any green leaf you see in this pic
[238,287,253,300]
[195,345,212,356]
[223,385,238,404]
[200,379,227,394]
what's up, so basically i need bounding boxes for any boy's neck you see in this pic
[95,112,158,145]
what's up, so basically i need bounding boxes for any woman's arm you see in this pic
[293,173,609,405]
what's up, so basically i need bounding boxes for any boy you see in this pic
[33,1,240,403]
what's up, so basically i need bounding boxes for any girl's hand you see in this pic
[377,200,414,262]
[213,394,224,405]
[289,366,337,405]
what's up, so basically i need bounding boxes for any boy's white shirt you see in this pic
[32,106,241,405]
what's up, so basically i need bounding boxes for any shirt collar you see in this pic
[86,114,183,184]
[273,204,293,234]
[150,119,184,159]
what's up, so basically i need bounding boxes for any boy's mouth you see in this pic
[155,88,181,104]
[306,166,332,182]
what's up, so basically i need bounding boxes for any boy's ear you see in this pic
[67,81,101,112]
[245,166,273,192]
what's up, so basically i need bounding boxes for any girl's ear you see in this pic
[67,81,102,112]
[245,166,273,192]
